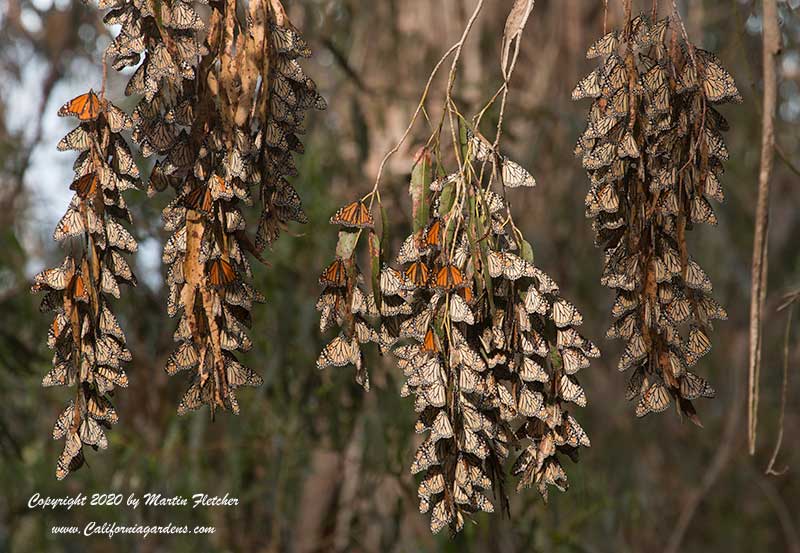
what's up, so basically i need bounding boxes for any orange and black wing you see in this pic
[434,264,464,291]
[70,173,99,199]
[319,258,348,287]
[58,90,103,121]
[424,218,443,249]
[208,258,237,287]
[330,201,374,228]
[405,261,430,288]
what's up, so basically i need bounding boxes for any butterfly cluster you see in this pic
[318,131,597,533]
[573,14,737,422]
[32,91,140,479]
[101,0,323,415]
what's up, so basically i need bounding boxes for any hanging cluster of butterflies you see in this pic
[31,91,140,478]
[573,13,737,423]
[317,128,597,533]
[99,0,323,414]
[250,1,328,250]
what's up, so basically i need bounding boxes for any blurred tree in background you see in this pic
[1,0,799,551]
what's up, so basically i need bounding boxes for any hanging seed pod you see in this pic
[103,0,324,415]
[318,127,598,533]
[573,13,738,423]
[32,91,139,478]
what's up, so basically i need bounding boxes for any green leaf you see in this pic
[520,238,534,263]
[439,181,456,214]
[335,230,359,260]
[368,230,382,313]
[379,203,390,266]
[410,147,432,233]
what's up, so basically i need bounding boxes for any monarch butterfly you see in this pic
[418,470,446,499]
[561,347,590,375]
[405,261,430,288]
[52,403,76,441]
[643,63,666,92]
[100,267,120,299]
[58,90,103,121]
[165,342,199,376]
[433,264,464,291]
[552,299,583,328]
[114,140,140,178]
[70,172,100,200]
[423,218,443,249]
[316,334,358,368]
[487,250,530,281]
[87,394,118,424]
[618,333,647,372]
[690,195,718,226]
[703,172,725,203]
[271,22,312,57]
[183,185,214,214]
[563,414,591,448]
[501,158,536,188]
[449,293,474,324]
[582,142,615,170]
[687,325,712,358]
[420,327,438,353]
[105,218,138,252]
[572,70,601,100]
[208,258,237,287]
[685,259,712,293]
[558,375,587,407]
[319,258,348,287]
[704,129,729,161]
[57,125,93,152]
[177,380,209,416]
[79,417,108,449]
[518,356,548,383]
[617,131,640,159]
[330,200,374,228]
[680,371,715,400]
[162,0,203,30]
[586,30,618,59]
[602,55,627,91]
[696,49,742,104]
[56,433,83,480]
[637,381,671,416]
[516,386,544,419]
[226,357,263,388]
[586,115,618,139]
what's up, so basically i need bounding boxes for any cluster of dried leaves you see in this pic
[102,0,324,415]
[317,124,598,533]
[32,91,139,479]
[572,12,739,423]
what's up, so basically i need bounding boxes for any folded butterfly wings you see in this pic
[33,95,139,479]
[102,0,324,415]
[318,135,597,533]
[573,14,737,423]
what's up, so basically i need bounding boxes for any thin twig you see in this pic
[765,297,795,476]
[748,0,780,456]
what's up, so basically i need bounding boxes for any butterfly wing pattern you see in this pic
[101,0,323,416]
[573,14,736,423]
[318,134,597,533]
[33,94,138,479]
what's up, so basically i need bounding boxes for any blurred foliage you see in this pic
[1,0,799,552]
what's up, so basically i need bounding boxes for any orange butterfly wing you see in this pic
[319,259,347,287]
[405,261,429,287]
[330,201,374,228]
[59,90,102,121]
[209,259,236,287]
[70,173,98,199]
